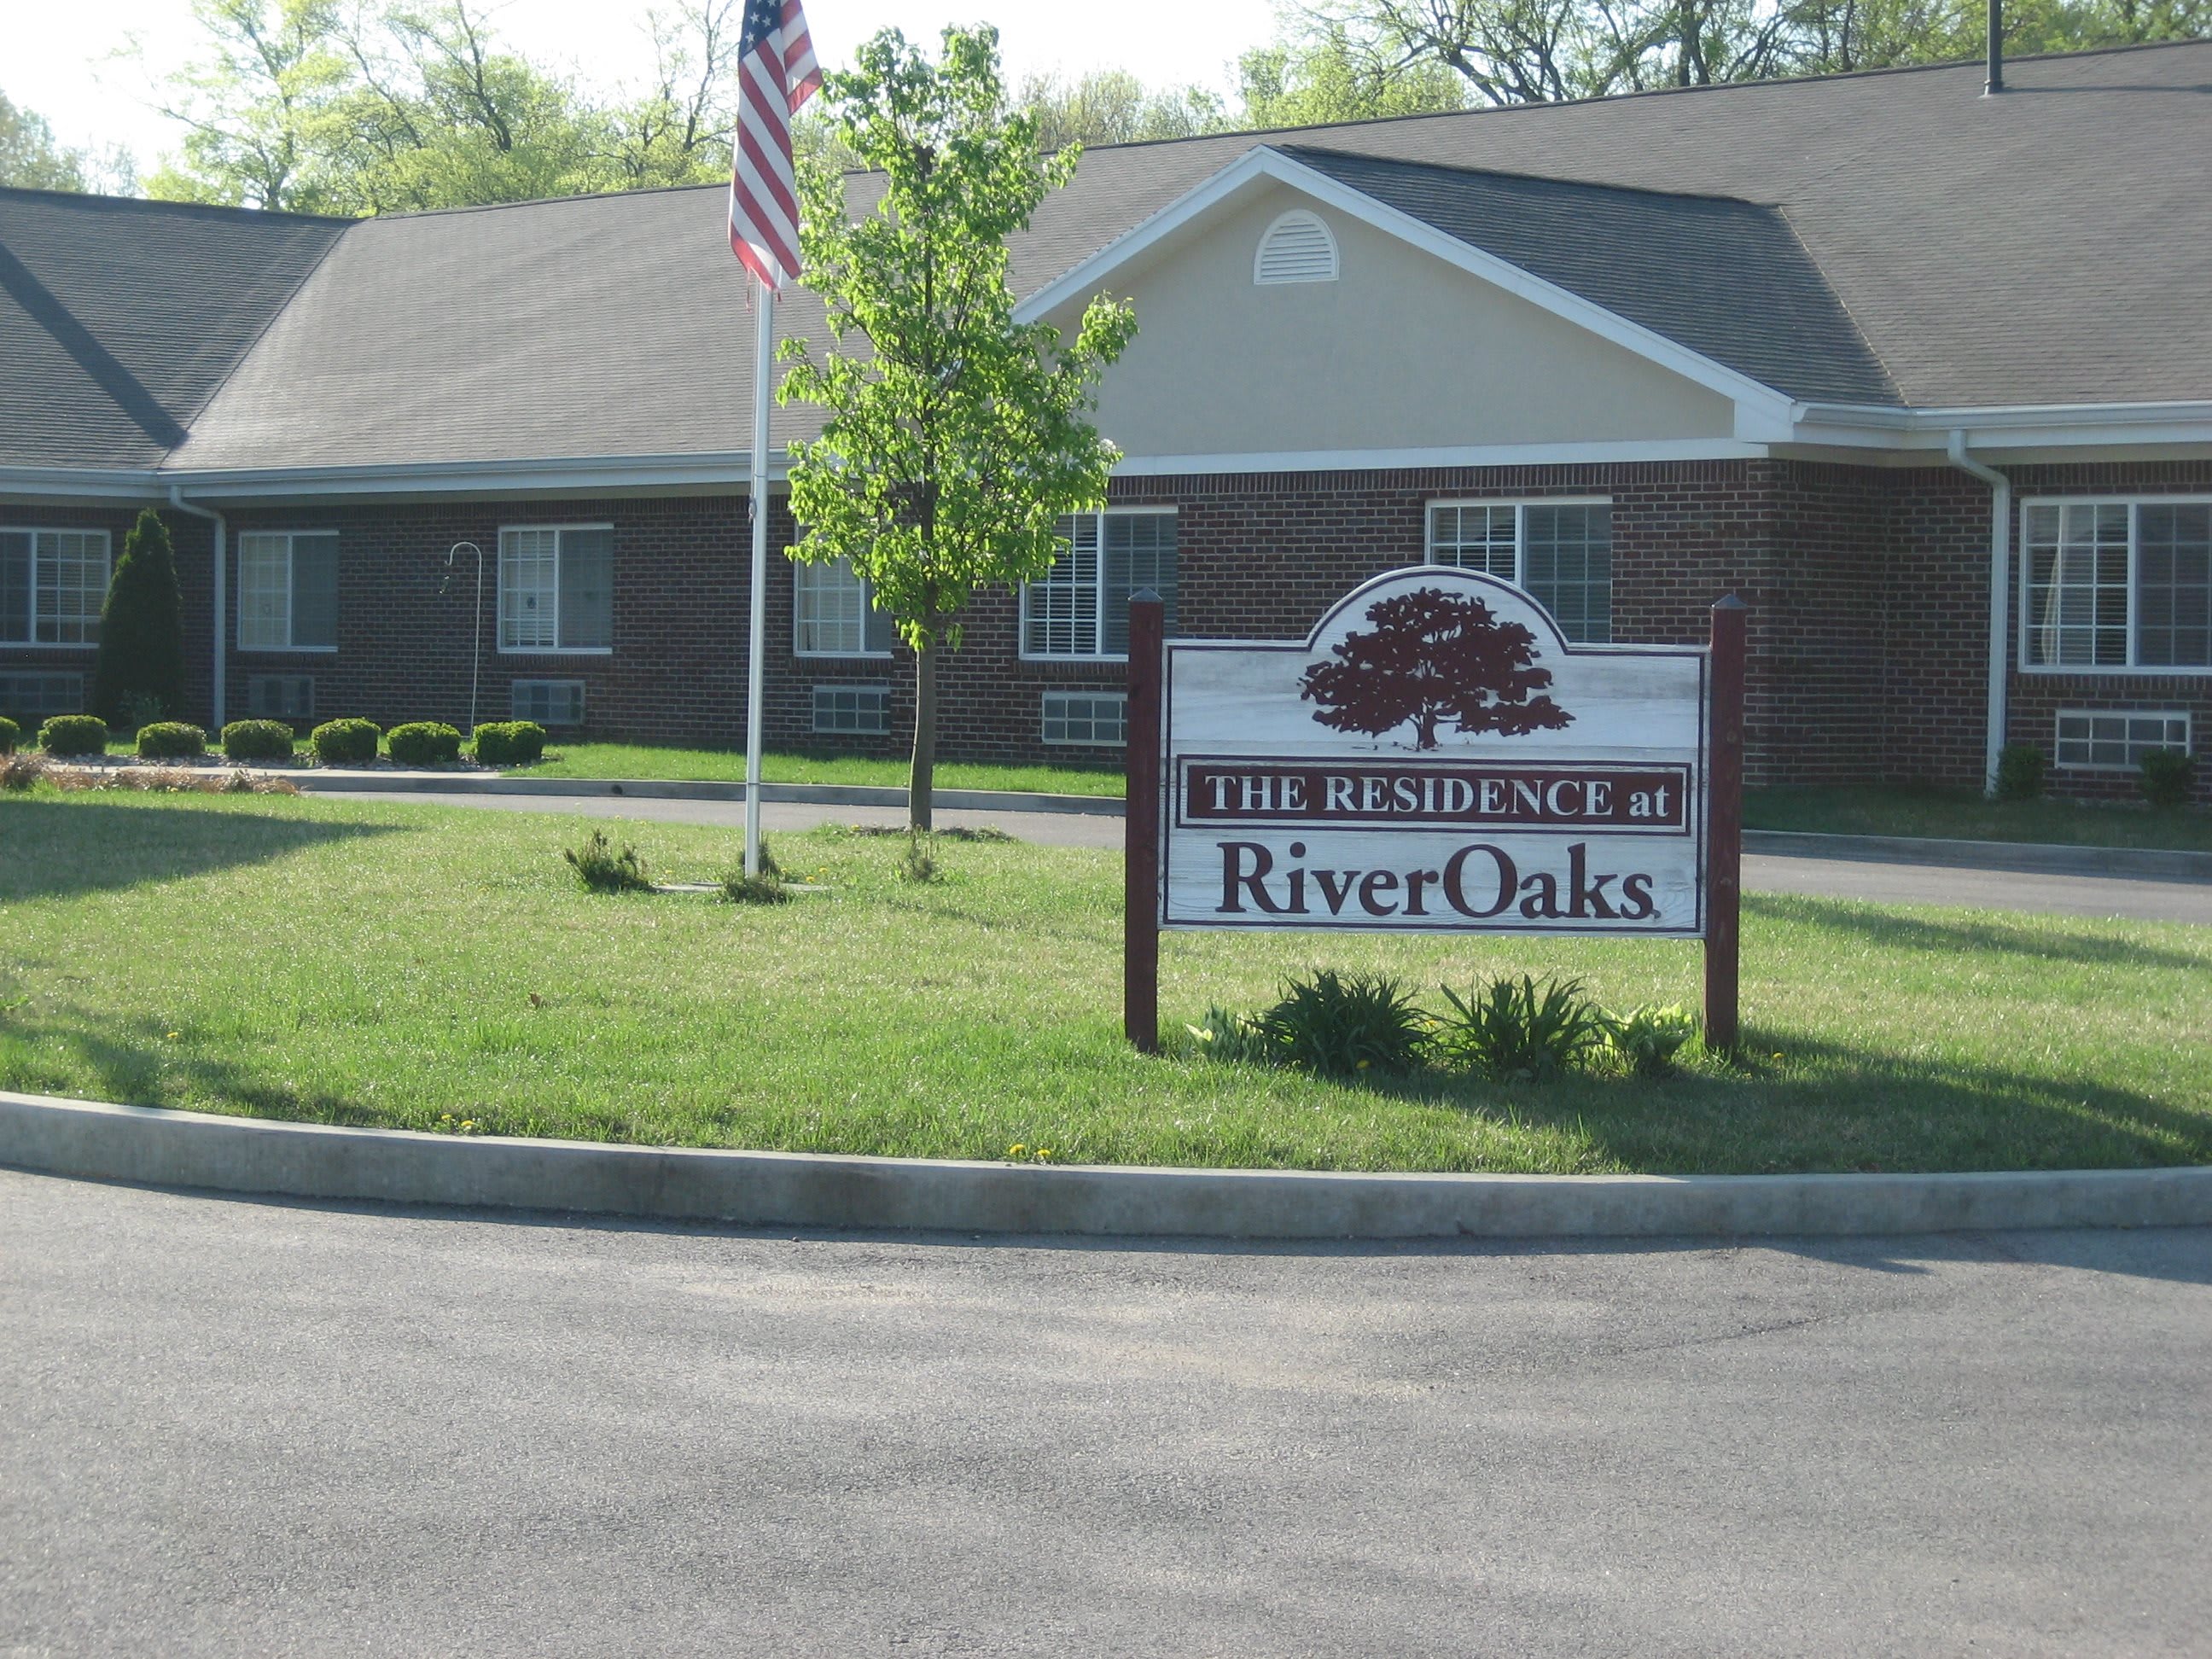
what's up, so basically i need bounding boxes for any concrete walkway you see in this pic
[387,789,2212,923]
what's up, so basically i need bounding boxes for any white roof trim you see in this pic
[1111,438,1767,476]
[1014,144,1800,438]
[1791,399,2212,451]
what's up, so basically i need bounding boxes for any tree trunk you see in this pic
[910,625,937,834]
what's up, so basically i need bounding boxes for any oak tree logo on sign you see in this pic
[1297,586,1573,750]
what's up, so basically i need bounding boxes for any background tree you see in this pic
[1301,587,1572,749]
[1015,69,1230,149]
[143,0,351,211]
[92,510,189,729]
[0,93,137,194]
[779,26,1138,832]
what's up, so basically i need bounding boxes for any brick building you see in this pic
[4,43,2208,800]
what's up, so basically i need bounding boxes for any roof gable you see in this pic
[0,189,344,469]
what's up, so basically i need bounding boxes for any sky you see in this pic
[7,0,1284,172]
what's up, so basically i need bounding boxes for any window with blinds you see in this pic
[2023,499,2211,671]
[1426,501,1613,643]
[1021,511,1178,659]
[498,525,613,652]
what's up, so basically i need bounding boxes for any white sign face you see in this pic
[1161,567,1708,937]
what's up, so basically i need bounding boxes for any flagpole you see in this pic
[744,272,774,878]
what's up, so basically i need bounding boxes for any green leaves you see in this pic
[778,25,1138,655]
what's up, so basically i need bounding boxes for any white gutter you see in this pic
[1945,431,2010,797]
[166,486,227,735]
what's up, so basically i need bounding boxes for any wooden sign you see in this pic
[1123,568,1747,1052]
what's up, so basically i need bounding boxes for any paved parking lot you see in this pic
[4,1169,2208,1656]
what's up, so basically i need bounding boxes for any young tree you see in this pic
[780,26,1138,832]
[1300,587,1573,749]
[92,510,189,729]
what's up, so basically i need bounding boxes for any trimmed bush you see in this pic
[221,719,296,763]
[38,714,108,757]
[387,721,463,766]
[91,509,187,727]
[135,721,206,760]
[310,718,380,765]
[1994,742,2046,802]
[0,716,17,754]
[470,720,547,766]
[2140,748,2196,811]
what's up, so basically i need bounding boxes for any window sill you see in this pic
[1019,652,1131,666]
[0,640,100,651]
[497,647,614,657]
[795,649,894,661]
[2017,662,2212,678]
[237,645,339,655]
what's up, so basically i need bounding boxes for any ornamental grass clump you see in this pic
[2,752,46,791]
[895,829,938,884]
[221,719,296,763]
[135,721,206,760]
[0,716,17,754]
[719,870,789,905]
[562,830,650,894]
[1435,973,1609,1082]
[38,714,107,757]
[1256,969,1429,1079]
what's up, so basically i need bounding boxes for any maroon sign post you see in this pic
[1703,595,1748,1053]
[1125,590,1165,1053]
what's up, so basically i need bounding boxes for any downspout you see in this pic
[167,486,226,734]
[1946,431,2009,796]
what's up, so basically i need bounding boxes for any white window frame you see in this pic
[2053,708,2192,770]
[509,678,587,726]
[794,556,892,659]
[236,530,339,654]
[2017,497,2212,677]
[1424,498,1613,641]
[498,522,614,655]
[1,527,111,649]
[1018,506,1178,664]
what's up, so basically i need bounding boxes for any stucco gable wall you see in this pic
[1052,181,1739,461]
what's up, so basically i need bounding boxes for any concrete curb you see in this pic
[292,771,1125,818]
[5,1091,2209,1240]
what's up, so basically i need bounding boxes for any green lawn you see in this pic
[2,789,2206,1175]
[1744,784,2212,853]
[521,742,1126,796]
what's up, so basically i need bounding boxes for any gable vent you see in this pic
[1254,210,1338,285]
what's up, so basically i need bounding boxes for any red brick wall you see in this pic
[1884,458,2212,805]
[6,460,2205,806]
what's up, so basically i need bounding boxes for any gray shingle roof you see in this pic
[5,40,2209,474]
[0,189,343,468]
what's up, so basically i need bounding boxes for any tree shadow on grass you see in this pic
[0,797,400,904]
[1745,891,2211,972]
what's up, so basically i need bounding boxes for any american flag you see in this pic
[728,0,822,291]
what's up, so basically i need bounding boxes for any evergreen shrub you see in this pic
[135,722,206,759]
[2139,749,2196,810]
[310,718,380,765]
[1994,743,2046,802]
[387,722,463,765]
[470,720,546,766]
[90,509,186,726]
[38,714,108,757]
[222,719,296,762]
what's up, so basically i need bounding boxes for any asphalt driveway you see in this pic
[4,1169,2208,1656]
